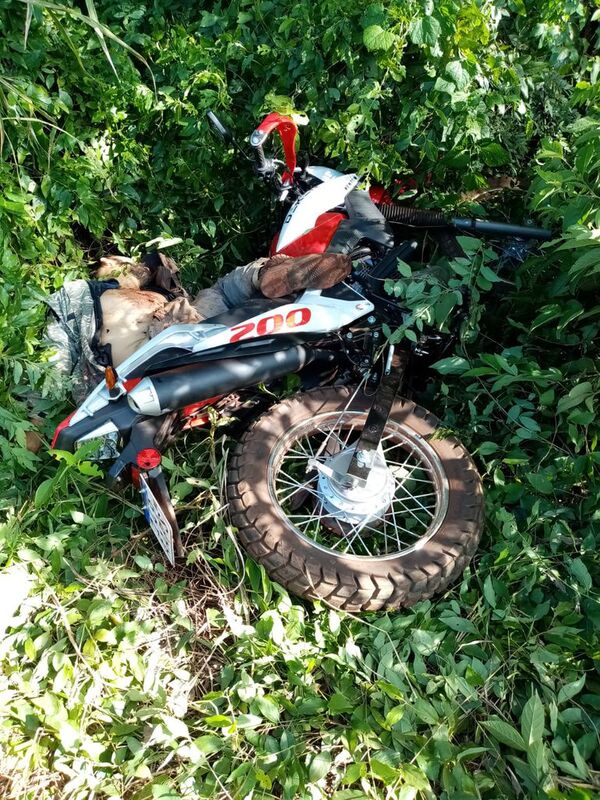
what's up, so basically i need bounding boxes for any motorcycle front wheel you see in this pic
[227,387,483,612]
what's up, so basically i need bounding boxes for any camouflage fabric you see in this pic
[44,279,106,403]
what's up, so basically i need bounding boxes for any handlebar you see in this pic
[378,204,553,242]
[451,217,552,241]
[249,129,269,173]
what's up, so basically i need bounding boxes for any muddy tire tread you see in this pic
[227,387,483,612]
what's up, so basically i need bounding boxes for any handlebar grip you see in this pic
[249,129,268,172]
[253,143,267,170]
[452,217,553,241]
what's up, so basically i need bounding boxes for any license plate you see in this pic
[139,473,175,565]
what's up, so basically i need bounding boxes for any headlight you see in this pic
[75,423,120,461]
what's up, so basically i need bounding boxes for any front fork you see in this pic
[346,349,408,484]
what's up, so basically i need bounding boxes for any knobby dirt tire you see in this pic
[226,387,484,612]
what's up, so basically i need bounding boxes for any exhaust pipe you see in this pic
[127,346,319,415]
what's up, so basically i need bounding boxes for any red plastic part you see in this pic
[369,185,394,205]
[255,112,299,183]
[123,377,141,392]
[182,413,210,431]
[271,212,346,257]
[395,176,418,194]
[51,411,75,448]
[131,465,141,488]
[181,395,222,418]
[136,448,162,470]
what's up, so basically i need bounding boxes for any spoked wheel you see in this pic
[227,387,484,612]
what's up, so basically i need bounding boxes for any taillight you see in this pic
[136,448,161,470]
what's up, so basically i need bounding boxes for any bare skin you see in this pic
[95,256,202,365]
[99,289,169,366]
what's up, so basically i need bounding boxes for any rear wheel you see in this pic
[227,387,483,611]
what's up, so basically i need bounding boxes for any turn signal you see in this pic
[105,366,118,391]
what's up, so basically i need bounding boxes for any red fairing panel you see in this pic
[369,185,393,205]
[256,112,298,183]
[51,411,75,448]
[270,212,346,257]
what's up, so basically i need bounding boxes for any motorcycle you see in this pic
[52,111,552,612]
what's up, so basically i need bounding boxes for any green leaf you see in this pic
[431,356,469,374]
[161,716,189,740]
[34,478,54,508]
[526,472,553,495]
[483,575,496,608]
[480,143,510,166]
[363,25,396,51]
[397,259,412,277]
[481,718,527,751]
[478,441,499,456]
[385,705,404,727]
[568,558,592,591]
[412,698,439,724]
[557,382,594,413]
[439,611,478,634]
[256,695,281,724]
[328,692,354,714]
[557,675,586,704]
[410,16,441,47]
[370,757,399,782]
[193,734,223,755]
[479,265,502,283]
[342,762,366,784]
[236,714,263,729]
[204,715,232,727]
[521,693,544,746]
[87,599,114,627]
[530,304,562,331]
[446,60,470,89]
[308,751,332,782]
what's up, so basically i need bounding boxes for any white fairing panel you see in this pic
[276,173,360,251]
[305,165,344,182]
[69,290,373,425]
[190,290,373,349]
[70,323,227,423]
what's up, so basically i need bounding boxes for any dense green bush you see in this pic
[0,1,598,798]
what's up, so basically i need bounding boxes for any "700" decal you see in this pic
[230,307,312,343]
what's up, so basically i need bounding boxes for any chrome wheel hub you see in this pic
[316,446,396,526]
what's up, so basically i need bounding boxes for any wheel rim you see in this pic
[267,409,449,559]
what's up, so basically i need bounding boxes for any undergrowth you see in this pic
[0,0,599,798]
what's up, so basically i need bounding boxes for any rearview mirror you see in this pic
[207,111,233,143]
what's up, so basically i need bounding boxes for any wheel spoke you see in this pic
[278,479,320,505]
[269,409,447,558]
[342,518,375,555]
[393,496,434,524]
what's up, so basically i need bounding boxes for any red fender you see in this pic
[255,112,299,183]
